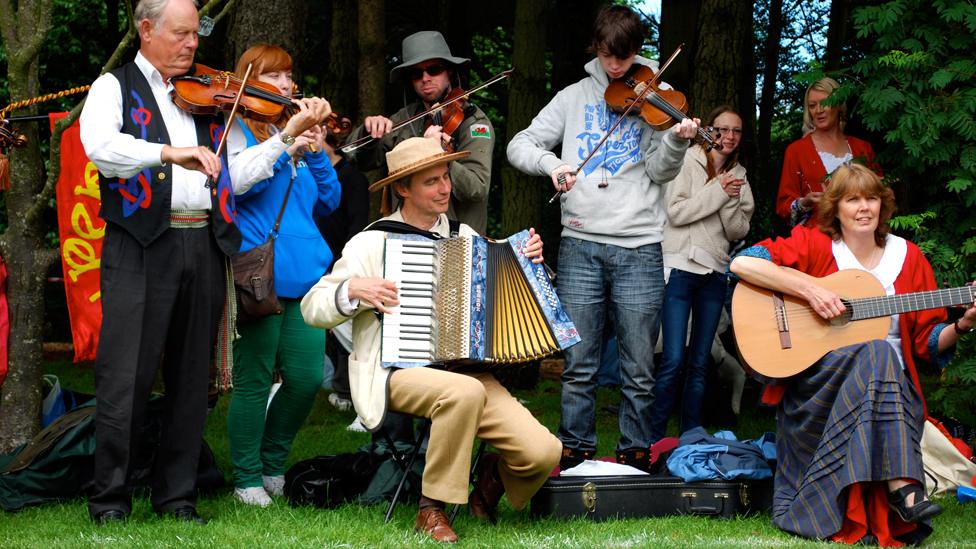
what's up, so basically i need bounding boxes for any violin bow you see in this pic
[205,62,253,192]
[340,68,513,154]
[548,46,684,204]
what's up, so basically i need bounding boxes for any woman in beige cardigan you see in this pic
[649,106,755,444]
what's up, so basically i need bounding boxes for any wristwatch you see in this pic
[279,132,296,146]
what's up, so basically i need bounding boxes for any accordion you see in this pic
[381,229,580,369]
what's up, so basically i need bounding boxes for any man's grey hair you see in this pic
[134,0,199,28]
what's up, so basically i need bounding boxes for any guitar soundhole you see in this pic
[828,300,855,327]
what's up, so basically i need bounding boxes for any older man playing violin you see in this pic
[348,30,494,235]
[79,0,244,525]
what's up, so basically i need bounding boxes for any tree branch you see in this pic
[199,0,226,19]
[28,15,138,222]
[8,1,54,76]
[211,0,236,25]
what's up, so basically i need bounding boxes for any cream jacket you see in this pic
[300,212,476,431]
[663,146,754,274]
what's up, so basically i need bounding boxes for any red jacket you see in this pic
[775,134,881,225]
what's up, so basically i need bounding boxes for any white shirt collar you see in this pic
[832,233,908,294]
[134,51,171,91]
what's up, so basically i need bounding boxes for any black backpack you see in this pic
[284,451,378,508]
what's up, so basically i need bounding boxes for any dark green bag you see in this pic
[0,405,97,511]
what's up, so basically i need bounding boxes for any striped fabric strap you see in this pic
[214,256,237,392]
[169,209,210,229]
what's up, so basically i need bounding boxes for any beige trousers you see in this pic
[388,368,562,507]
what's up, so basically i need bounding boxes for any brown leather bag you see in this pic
[232,173,295,324]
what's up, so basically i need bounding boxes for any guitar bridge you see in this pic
[773,292,792,349]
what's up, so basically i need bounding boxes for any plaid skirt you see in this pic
[772,340,925,540]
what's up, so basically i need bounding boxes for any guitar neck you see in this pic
[849,286,975,320]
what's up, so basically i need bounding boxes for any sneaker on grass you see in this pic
[263,474,285,497]
[234,486,272,507]
[346,417,367,432]
[328,392,353,412]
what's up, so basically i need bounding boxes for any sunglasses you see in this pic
[407,64,447,81]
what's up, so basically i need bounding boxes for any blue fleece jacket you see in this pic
[235,121,341,298]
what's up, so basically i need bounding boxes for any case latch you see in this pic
[582,482,597,513]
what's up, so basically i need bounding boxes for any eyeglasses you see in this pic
[407,64,447,81]
[709,126,743,137]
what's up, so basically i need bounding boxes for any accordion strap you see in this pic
[366,219,461,239]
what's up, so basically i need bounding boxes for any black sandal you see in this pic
[888,484,943,523]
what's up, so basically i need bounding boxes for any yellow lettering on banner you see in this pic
[63,237,99,283]
[71,202,104,240]
[88,291,101,303]
[75,162,101,200]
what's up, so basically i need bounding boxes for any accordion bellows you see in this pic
[381,230,580,369]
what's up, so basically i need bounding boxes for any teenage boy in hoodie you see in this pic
[506,5,699,471]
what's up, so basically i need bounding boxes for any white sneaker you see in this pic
[262,475,285,497]
[346,417,367,432]
[328,392,353,412]
[234,486,272,507]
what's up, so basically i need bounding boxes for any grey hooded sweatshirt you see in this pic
[506,56,690,248]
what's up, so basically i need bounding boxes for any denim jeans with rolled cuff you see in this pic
[555,237,664,453]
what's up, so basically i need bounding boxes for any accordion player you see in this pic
[380,229,580,368]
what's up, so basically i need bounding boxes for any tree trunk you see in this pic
[690,0,751,120]
[659,0,702,95]
[0,0,57,453]
[757,0,784,202]
[322,0,359,117]
[501,0,547,238]
[226,0,308,65]
[825,0,853,72]
[357,0,386,218]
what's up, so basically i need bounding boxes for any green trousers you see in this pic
[227,299,325,488]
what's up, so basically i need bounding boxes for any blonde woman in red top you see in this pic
[776,77,881,227]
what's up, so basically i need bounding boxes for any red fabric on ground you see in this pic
[830,482,917,547]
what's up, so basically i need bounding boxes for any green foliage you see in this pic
[848,0,976,423]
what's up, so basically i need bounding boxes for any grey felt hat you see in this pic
[389,31,470,83]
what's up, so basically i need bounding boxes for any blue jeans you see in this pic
[556,237,664,451]
[649,269,728,443]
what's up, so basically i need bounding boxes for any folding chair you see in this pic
[382,420,487,525]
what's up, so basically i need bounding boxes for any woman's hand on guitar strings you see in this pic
[348,277,400,314]
[801,282,847,320]
[522,228,544,264]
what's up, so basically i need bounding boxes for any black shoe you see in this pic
[559,447,594,471]
[616,448,651,473]
[169,506,208,525]
[888,484,943,523]
[91,509,127,525]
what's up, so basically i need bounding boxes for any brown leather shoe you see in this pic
[415,500,458,543]
[469,452,505,523]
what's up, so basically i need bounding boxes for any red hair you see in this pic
[234,44,293,143]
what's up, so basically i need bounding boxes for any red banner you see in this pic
[51,112,104,362]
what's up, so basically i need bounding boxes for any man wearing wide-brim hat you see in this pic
[346,30,495,235]
[301,137,561,543]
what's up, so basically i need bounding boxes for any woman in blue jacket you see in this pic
[226,44,340,507]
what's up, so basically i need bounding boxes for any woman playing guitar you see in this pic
[729,163,976,545]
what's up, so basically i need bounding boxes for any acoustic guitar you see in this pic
[731,269,975,378]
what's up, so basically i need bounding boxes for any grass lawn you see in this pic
[2,359,974,548]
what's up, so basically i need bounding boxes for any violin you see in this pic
[340,68,512,154]
[604,64,720,150]
[172,64,295,123]
[427,87,467,152]
[549,46,717,204]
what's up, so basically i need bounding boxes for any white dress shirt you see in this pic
[79,51,212,210]
[225,119,291,195]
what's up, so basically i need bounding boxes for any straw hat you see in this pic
[389,31,470,83]
[368,137,470,192]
